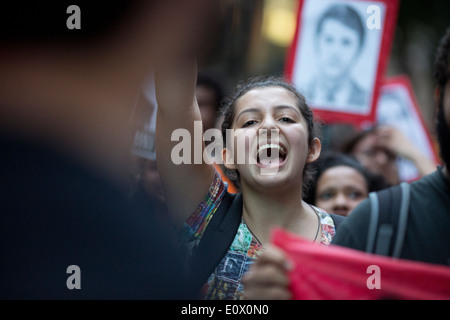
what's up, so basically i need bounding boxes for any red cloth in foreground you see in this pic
[271,228,450,300]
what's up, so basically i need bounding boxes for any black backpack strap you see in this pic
[188,192,243,294]
[392,182,411,257]
[366,182,411,257]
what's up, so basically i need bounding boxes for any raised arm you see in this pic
[154,58,216,228]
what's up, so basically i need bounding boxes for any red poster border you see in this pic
[285,0,400,128]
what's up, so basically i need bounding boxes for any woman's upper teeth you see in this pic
[258,144,285,154]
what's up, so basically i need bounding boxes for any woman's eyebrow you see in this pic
[235,108,261,123]
[274,105,301,115]
[235,105,301,123]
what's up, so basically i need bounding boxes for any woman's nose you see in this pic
[260,116,277,130]
[259,117,280,142]
[333,193,348,206]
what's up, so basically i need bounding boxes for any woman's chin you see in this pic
[247,168,298,191]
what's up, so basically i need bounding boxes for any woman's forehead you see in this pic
[319,166,368,188]
[235,86,298,110]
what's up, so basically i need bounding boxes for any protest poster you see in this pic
[285,0,400,127]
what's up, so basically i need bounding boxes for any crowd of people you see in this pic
[1,0,448,300]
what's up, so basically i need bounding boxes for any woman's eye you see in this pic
[279,117,294,123]
[318,192,333,201]
[242,120,257,128]
[348,191,364,199]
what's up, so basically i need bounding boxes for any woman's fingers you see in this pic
[242,245,293,300]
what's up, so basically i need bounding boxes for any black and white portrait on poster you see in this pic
[286,0,399,127]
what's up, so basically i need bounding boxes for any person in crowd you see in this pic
[154,57,345,299]
[130,124,172,232]
[304,151,388,216]
[340,125,436,186]
[196,71,226,133]
[196,71,239,193]
[242,25,450,300]
[129,74,170,220]
[0,0,217,299]
[376,90,439,182]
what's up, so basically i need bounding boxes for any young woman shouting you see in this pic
[154,60,342,300]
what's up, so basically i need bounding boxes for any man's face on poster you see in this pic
[317,19,361,80]
[377,94,410,131]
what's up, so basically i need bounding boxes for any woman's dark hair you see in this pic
[219,75,319,195]
[338,126,377,155]
[303,151,388,204]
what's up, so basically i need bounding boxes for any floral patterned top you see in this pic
[178,171,337,300]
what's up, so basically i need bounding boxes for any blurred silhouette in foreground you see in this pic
[0,1,218,299]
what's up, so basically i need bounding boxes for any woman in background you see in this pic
[304,151,388,216]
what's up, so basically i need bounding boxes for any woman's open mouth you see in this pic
[256,143,287,168]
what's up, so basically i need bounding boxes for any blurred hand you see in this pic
[375,126,416,159]
[242,245,293,300]
[376,125,436,176]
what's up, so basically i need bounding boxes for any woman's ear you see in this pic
[222,147,237,170]
[306,137,321,163]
